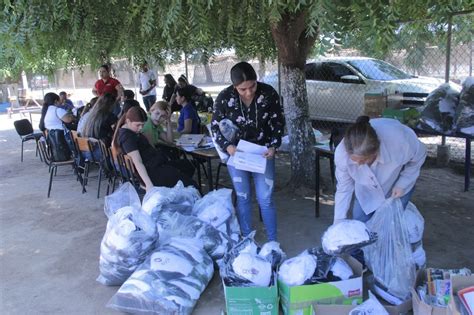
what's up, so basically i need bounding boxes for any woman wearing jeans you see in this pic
[211,62,285,241]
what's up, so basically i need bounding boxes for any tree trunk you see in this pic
[204,62,214,83]
[258,55,266,80]
[270,11,318,188]
[280,66,316,187]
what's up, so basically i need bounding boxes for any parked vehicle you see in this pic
[262,57,460,122]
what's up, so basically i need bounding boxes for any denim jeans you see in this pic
[143,95,157,111]
[227,158,277,241]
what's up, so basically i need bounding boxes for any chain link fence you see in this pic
[11,12,472,166]
[269,11,472,165]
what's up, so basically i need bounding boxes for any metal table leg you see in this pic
[315,150,320,217]
[465,138,471,191]
[206,157,213,193]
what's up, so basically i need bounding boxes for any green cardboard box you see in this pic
[223,275,279,315]
[279,256,364,315]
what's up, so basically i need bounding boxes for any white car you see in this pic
[263,57,455,122]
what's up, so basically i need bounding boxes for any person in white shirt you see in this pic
[40,92,75,131]
[334,116,427,224]
[138,61,157,112]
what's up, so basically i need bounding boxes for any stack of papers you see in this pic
[228,140,267,174]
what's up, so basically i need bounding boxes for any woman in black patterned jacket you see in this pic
[211,62,285,241]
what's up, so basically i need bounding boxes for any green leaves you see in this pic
[1,0,472,80]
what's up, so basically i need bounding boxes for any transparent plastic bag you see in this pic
[97,206,157,286]
[278,250,317,286]
[192,188,240,242]
[219,118,239,143]
[363,198,416,302]
[104,182,141,218]
[349,291,389,315]
[219,232,273,287]
[259,241,286,270]
[403,202,424,244]
[419,83,460,134]
[456,77,474,135]
[141,181,201,218]
[322,220,377,255]
[156,210,231,260]
[107,238,214,315]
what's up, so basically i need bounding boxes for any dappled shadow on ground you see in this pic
[0,113,473,314]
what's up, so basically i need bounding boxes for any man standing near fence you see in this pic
[138,61,157,111]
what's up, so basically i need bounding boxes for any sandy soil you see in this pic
[0,113,473,314]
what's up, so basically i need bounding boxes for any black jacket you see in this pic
[211,82,285,150]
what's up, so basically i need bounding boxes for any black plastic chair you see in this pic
[37,137,77,198]
[13,119,43,162]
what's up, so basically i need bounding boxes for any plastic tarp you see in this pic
[107,237,214,315]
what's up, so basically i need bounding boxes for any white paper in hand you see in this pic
[232,140,268,174]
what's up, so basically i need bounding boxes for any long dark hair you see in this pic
[39,92,60,131]
[81,97,98,118]
[176,85,194,102]
[112,106,148,154]
[344,116,380,156]
[231,61,257,86]
[164,74,177,87]
[82,93,116,138]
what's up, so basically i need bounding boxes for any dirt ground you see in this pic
[0,113,473,314]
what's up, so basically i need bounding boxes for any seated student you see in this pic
[40,92,76,160]
[116,89,136,117]
[169,74,203,112]
[162,74,177,103]
[122,89,135,102]
[77,97,98,135]
[142,101,173,146]
[112,106,196,191]
[176,85,201,134]
[40,92,75,132]
[142,100,181,161]
[81,93,117,147]
[59,91,74,112]
[120,99,140,118]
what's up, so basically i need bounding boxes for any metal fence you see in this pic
[21,12,473,164]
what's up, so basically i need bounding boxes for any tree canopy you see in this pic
[1,0,472,187]
[1,0,471,77]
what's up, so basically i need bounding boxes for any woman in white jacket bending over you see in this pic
[333,116,427,224]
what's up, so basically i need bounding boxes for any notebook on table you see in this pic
[175,134,205,148]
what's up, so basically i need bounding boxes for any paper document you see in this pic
[237,140,268,155]
[228,140,268,174]
[175,134,205,148]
